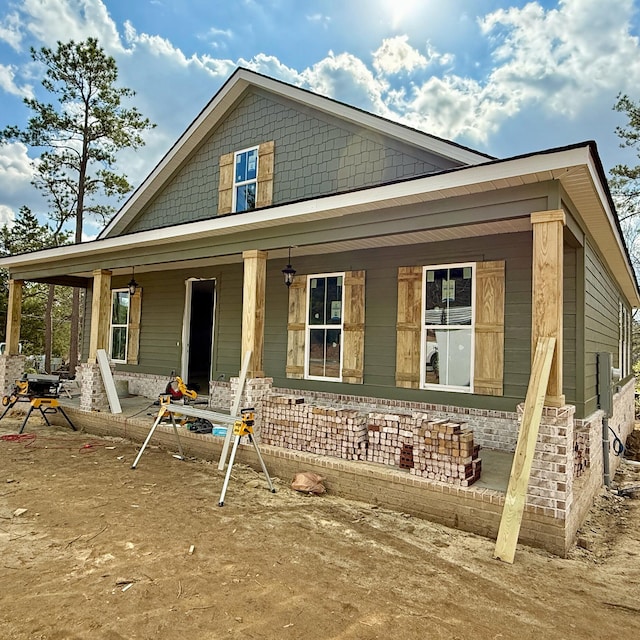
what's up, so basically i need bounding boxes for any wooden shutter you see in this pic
[218,152,234,215]
[474,261,505,396]
[126,287,142,365]
[286,277,306,379]
[256,141,274,209]
[342,270,365,384]
[395,266,422,389]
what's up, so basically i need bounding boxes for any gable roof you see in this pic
[99,67,494,238]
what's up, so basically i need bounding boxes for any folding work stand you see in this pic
[131,395,238,469]
[0,375,77,434]
[218,408,276,506]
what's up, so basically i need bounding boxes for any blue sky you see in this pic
[1,0,640,239]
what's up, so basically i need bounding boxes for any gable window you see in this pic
[218,142,275,215]
[423,264,474,391]
[233,146,258,212]
[306,273,344,380]
[110,289,130,363]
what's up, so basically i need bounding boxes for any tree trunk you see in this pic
[69,288,80,374]
[44,284,55,373]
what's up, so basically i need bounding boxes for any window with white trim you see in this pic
[233,146,258,213]
[110,289,130,363]
[422,263,475,391]
[619,302,631,377]
[306,273,344,381]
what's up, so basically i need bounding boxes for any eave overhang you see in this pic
[2,143,638,307]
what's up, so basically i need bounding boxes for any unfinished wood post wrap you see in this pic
[531,209,566,407]
[395,266,422,389]
[241,250,267,378]
[5,279,23,355]
[88,269,112,364]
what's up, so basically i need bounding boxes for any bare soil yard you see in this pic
[1,417,640,640]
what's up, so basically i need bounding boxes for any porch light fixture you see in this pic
[282,247,296,287]
[128,267,138,296]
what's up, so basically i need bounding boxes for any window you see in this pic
[619,302,631,378]
[422,264,474,391]
[110,289,130,363]
[218,142,274,215]
[306,274,344,380]
[287,271,365,384]
[396,261,504,395]
[233,147,258,213]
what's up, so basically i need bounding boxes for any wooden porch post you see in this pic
[6,279,23,355]
[242,250,267,378]
[88,269,112,364]
[531,210,566,407]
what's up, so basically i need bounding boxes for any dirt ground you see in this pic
[1,417,640,640]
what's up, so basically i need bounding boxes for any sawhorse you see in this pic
[0,396,77,434]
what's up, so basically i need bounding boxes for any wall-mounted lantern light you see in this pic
[282,247,296,287]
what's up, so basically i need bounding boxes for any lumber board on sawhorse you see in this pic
[493,336,556,564]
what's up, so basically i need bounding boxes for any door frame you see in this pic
[180,277,217,384]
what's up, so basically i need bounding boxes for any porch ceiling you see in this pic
[1,143,637,305]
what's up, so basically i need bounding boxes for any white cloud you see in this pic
[479,0,640,117]
[0,205,16,227]
[0,142,34,193]
[0,11,23,51]
[0,63,33,98]
[301,52,392,118]
[373,36,429,75]
[20,0,123,52]
[307,13,331,28]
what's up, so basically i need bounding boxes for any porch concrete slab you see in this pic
[474,448,512,493]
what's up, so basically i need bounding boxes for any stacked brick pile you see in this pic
[365,413,414,466]
[412,418,482,486]
[261,396,367,460]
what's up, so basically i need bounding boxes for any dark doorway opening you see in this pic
[187,279,215,392]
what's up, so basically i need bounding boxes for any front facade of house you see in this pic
[0,68,637,554]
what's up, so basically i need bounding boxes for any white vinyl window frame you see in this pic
[109,288,130,364]
[619,301,631,378]
[420,262,475,393]
[232,145,259,213]
[304,272,345,382]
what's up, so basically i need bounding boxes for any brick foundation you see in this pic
[0,355,26,396]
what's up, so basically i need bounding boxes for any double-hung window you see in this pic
[110,289,130,363]
[422,263,475,391]
[233,146,258,213]
[306,273,344,381]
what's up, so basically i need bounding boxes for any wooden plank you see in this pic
[493,336,556,564]
[342,270,365,384]
[474,261,505,396]
[241,250,266,377]
[217,349,252,471]
[286,277,306,379]
[217,152,234,215]
[96,348,122,415]
[395,266,422,389]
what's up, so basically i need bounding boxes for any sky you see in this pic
[1,0,640,240]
